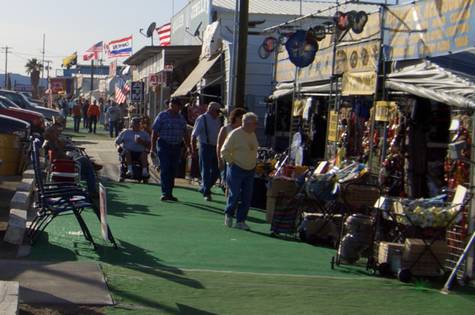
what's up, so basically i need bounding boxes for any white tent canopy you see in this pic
[385,60,475,109]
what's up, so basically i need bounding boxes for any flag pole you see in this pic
[90,59,94,102]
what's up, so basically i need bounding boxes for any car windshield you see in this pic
[1,92,29,108]
[0,97,20,108]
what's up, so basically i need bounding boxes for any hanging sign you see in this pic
[375,101,396,122]
[149,73,159,86]
[130,81,144,102]
[341,71,377,96]
[327,111,339,142]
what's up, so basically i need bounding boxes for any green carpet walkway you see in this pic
[27,182,475,314]
[26,122,475,314]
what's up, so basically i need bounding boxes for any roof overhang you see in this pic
[124,45,202,66]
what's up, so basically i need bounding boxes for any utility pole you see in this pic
[44,60,52,79]
[1,46,11,89]
[41,34,46,79]
[234,0,249,108]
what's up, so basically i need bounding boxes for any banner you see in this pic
[105,35,133,58]
[99,183,109,242]
[341,71,377,96]
[327,111,338,142]
[384,0,475,60]
[375,101,397,122]
[275,12,381,84]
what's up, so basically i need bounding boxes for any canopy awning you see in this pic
[385,51,475,109]
[270,80,337,99]
[172,53,222,97]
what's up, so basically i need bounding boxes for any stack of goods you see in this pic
[392,195,462,228]
[401,238,448,276]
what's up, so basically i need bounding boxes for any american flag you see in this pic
[115,77,130,104]
[83,41,103,61]
[156,23,171,46]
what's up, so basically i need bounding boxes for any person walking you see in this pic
[216,108,247,186]
[103,99,112,130]
[72,100,82,133]
[151,98,188,201]
[87,100,101,134]
[82,99,90,129]
[107,102,121,138]
[221,112,259,230]
[191,102,222,201]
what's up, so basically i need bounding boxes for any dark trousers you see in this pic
[89,116,98,133]
[73,116,81,132]
[109,120,120,138]
[199,143,220,196]
[82,114,88,128]
[157,139,182,197]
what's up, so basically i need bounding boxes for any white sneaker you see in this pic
[224,214,233,227]
[234,222,250,231]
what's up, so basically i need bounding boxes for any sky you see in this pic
[0,0,188,77]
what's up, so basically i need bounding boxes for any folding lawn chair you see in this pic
[27,138,97,247]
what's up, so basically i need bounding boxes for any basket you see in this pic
[339,181,380,211]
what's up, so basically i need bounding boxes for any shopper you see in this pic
[87,100,101,134]
[82,99,90,129]
[216,108,247,184]
[221,112,259,230]
[151,98,188,201]
[107,102,121,138]
[72,100,82,133]
[191,102,222,201]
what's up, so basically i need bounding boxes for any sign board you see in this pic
[99,183,109,242]
[49,78,66,94]
[130,81,144,102]
[375,101,396,122]
[341,71,377,96]
[327,110,339,142]
[149,74,159,86]
[109,61,117,77]
[383,0,475,60]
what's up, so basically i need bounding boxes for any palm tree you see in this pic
[25,58,43,99]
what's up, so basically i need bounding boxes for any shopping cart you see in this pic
[372,185,469,282]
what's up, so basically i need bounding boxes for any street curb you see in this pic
[0,281,19,315]
[3,168,35,246]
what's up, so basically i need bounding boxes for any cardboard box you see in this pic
[378,242,404,265]
[402,238,448,276]
[266,177,298,198]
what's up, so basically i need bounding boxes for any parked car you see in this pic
[0,114,31,141]
[0,114,31,175]
[0,89,61,122]
[0,97,45,134]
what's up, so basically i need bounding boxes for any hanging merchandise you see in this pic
[333,11,368,34]
[258,36,278,59]
[285,30,318,68]
[264,105,275,136]
[293,99,305,117]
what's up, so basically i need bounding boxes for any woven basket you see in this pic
[339,181,380,211]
